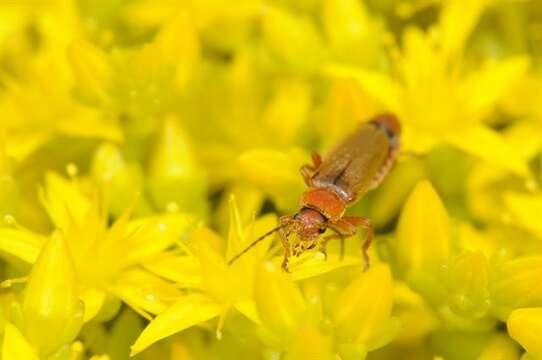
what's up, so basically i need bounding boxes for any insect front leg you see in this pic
[278,215,293,272]
[318,231,344,260]
[333,216,374,271]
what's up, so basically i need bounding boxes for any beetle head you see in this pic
[291,208,326,256]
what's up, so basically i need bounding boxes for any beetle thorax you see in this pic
[301,188,346,221]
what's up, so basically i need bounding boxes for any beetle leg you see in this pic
[300,165,315,186]
[278,215,293,272]
[300,152,322,186]
[320,232,345,260]
[333,216,374,271]
[311,151,322,168]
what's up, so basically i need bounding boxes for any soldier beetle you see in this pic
[228,113,401,272]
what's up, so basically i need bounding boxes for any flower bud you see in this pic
[254,262,306,345]
[22,231,84,355]
[333,265,397,350]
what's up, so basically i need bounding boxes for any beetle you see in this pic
[228,113,401,272]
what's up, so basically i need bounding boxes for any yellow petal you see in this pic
[478,333,521,360]
[79,289,105,323]
[111,269,184,317]
[155,12,200,89]
[22,231,84,355]
[233,300,261,325]
[39,172,91,230]
[2,323,38,360]
[261,79,312,147]
[322,0,371,47]
[322,64,401,112]
[237,148,307,212]
[284,327,335,360]
[286,254,363,281]
[254,261,306,342]
[438,0,491,59]
[491,256,542,320]
[122,212,195,267]
[262,6,325,73]
[504,193,542,238]
[333,264,396,349]
[462,57,529,118]
[446,125,528,177]
[0,228,44,264]
[68,40,111,104]
[142,254,201,289]
[130,294,221,356]
[507,307,542,358]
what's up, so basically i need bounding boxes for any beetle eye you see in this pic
[318,227,326,234]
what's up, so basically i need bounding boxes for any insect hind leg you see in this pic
[332,216,374,271]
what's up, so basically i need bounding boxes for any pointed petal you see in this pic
[491,256,542,320]
[333,265,396,349]
[2,323,38,360]
[395,181,451,275]
[262,6,325,73]
[254,261,306,342]
[68,40,111,104]
[439,0,491,59]
[322,64,401,112]
[142,253,201,288]
[446,125,528,176]
[462,57,529,118]
[39,172,91,229]
[286,254,363,281]
[130,294,221,356]
[503,193,542,238]
[0,228,44,264]
[507,307,542,358]
[79,289,106,323]
[233,300,261,325]
[110,269,184,317]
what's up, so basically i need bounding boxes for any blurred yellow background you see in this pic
[1,0,542,359]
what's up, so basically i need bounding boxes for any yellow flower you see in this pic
[254,261,397,359]
[0,172,194,325]
[324,0,529,176]
[132,195,363,355]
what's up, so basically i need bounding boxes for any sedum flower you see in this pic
[254,261,397,360]
[324,0,529,176]
[131,195,362,355]
[0,171,193,325]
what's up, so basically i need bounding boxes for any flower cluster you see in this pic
[1,0,542,359]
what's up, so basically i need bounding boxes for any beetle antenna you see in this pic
[227,225,285,266]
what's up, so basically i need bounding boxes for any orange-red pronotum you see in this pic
[229,114,401,272]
